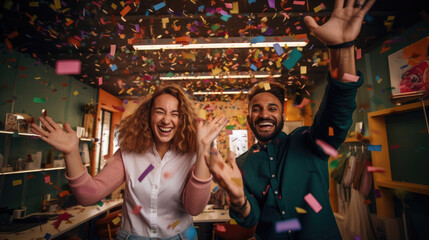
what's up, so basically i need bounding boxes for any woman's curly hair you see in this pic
[116,84,198,154]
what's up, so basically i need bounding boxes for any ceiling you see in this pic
[1,0,428,101]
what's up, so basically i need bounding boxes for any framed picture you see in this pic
[5,113,18,131]
[388,36,429,103]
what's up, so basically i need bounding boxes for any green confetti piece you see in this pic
[329,160,338,169]
[167,72,174,77]
[13,131,19,137]
[96,200,104,207]
[226,125,236,130]
[33,97,46,103]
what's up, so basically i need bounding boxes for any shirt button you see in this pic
[154,185,158,189]
[269,157,273,160]
[271,174,275,178]
[274,190,278,194]
[282,211,286,215]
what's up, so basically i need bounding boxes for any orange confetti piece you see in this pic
[120,5,131,16]
[329,127,334,136]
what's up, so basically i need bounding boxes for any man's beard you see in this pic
[248,116,284,143]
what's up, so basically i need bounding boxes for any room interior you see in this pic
[0,0,429,239]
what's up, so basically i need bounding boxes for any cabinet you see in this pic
[367,99,429,217]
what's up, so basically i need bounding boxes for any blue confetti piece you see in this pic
[110,64,117,72]
[251,35,265,44]
[154,2,166,11]
[248,0,256,4]
[368,145,382,152]
[282,48,302,70]
[275,218,301,233]
[198,5,204,12]
[213,185,219,192]
[400,64,408,69]
[185,225,197,239]
[145,9,149,16]
[273,43,284,56]
[44,233,51,240]
[250,64,257,71]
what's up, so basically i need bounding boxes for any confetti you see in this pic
[368,145,382,152]
[315,139,338,158]
[295,207,307,214]
[367,166,385,173]
[185,225,197,239]
[282,48,302,70]
[44,233,51,240]
[231,177,242,186]
[374,189,381,198]
[112,216,121,225]
[132,205,142,215]
[44,174,51,184]
[251,36,265,44]
[154,2,166,11]
[275,218,302,233]
[273,43,284,55]
[33,97,47,103]
[138,164,154,182]
[328,127,334,136]
[13,179,22,186]
[55,60,81,75]
[304,193,322,213]
[96,200,104,207]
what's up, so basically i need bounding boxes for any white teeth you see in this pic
[258,122,273,127]
[159,127,173,132]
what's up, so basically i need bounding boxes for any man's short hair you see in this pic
[248,81,285,105]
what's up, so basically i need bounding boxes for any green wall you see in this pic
[0,44,98,216]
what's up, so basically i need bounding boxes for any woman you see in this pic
[31,84,228,239]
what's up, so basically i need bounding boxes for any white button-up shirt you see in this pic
[121,145,196,237]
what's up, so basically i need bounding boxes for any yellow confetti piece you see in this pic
[300,66,307,74]
[112,216,121,225]
[29,2,39,7]
[54,0,61,9]
[127,87,134,94]
[73,91,79,96]
[171,220,180,229]
[231,2,239,14]
[387,16,395,21]
[231,177,242,187]
[295,207,307,214]
[13,179,22,186]
[264,83,271,91]
[297,47,303,51]
[111,3,117,9]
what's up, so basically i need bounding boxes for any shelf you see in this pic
[376,180,429,196]
[344,137,360,143]
[0,130,96,142]
[0,164,90,176]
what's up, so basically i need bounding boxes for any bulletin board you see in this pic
[385,108,429,186]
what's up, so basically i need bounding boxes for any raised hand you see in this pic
[197,114,229,150]
[303,0,375,45]
[205,149,246,205]
[31,116,80,154]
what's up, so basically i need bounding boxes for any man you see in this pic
[205,0,375,239]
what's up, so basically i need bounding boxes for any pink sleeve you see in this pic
[182,164,212,216]
[65,150,125,206]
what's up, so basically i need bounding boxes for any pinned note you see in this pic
[55,60,81,75]
[138,164,154,182]
[276,218,301,233]
[304,193,322,213]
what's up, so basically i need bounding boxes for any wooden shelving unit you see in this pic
[368,99,429,217]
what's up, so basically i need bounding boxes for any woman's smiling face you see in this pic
[150,93,180,147]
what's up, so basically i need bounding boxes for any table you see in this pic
[192,205,230,223]
[0,199,123,240]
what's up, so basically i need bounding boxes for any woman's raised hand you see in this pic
[197,114,229,149]
[31,116,80,154]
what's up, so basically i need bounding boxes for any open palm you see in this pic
[31,116,79,154]
[304,0,375,45]
[205,149,245,201]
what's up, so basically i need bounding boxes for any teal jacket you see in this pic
[230,73,363,239]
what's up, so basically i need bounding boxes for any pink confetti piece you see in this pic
[216,224,226,232]
[342,73,360,82]
[44,174,51,184]
[98,76,103,85]
[138,164,154,182]
[367,166,385,173]
[315,139,338,158]
[268,0,275,8]
[132,205,142,215]
[55,60,81,75]
[293,0,306,5]
[275,218,302,233]
[356,48,362,59]
[304,193,322,213]
[110,44,116,56]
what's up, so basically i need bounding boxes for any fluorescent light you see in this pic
[193,91,248,95]
[133,36,307,50]
[160,71,281,80]
[134,42,307,50]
